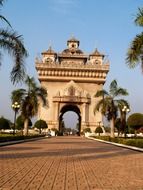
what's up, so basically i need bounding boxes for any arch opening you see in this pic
[59,105,81,136]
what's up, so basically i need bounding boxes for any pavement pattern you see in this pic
[0,136,143,190]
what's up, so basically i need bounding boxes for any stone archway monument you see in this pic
[35,37,109,133]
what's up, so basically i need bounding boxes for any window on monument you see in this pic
[72,44,75,48]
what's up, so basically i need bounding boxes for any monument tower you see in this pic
[35,37,109,133]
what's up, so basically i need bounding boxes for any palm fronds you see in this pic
[0,1,28,84]
[109,79,118,96]
[35,87,47,106]
[135,7,143,26]
[0,29,28,83]
[115,88,128,96]
[11,75,48,120]
[116,99,130,110]
[0,15,12,27]
[94,89,109,97]
[126,33,143,69]
[11,89,26,103]
[0,0,5,6]
[126,7,143,72]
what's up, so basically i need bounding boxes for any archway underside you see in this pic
[59,104,81,136]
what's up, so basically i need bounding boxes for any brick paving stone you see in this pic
[0,136,143,190]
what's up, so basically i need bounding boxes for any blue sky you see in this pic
[0,0,143,127]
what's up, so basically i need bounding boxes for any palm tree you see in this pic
[11,75,47,135]
[0,0,28,83]
[126,7,143,71]
[94,80,129,138]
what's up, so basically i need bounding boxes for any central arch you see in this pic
[59,104,81,135]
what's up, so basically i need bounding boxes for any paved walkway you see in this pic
[0,136,143,190]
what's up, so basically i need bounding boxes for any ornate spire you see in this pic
[67,36,80,47]
[41,46,56,55]
[90,48,104,57]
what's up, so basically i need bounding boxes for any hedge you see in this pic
[93,136,143,148]
[0,134,45,143]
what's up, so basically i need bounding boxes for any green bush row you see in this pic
[93,136,143,148]
[0,134,45,143]
[124,139,143,148]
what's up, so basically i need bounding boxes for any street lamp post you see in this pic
[122,106,130,137]
[12,102,20,135]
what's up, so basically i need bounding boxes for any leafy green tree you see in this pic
[34,119,48,134]
[126,7,143,71]
[95,127,103,136]
[0,116,10,130]
[127,113,143,136]
[94,80,129,138]
[11,75,47,135]
[0,0,28,83]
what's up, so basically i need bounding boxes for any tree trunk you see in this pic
[134,130,137,138]
[110,117,115,138]
[23,118,29,136]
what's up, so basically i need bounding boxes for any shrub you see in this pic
[0,134,45,143]
[125,139,143,148]
[127,113,143,136]
[95,127,103,136]
[83,127,91,133]
[34,119,48,134]
[94,136,143,148]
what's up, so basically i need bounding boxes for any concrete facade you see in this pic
[35,37,109,132]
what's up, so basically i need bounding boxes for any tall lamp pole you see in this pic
[12,102,20,135]
[122,106,130,137]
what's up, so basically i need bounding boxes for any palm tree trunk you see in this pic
[110,117,115,138]
[23,118,29,136]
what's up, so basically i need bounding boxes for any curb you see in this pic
[87,137,143,153]
[0,137,46,147]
